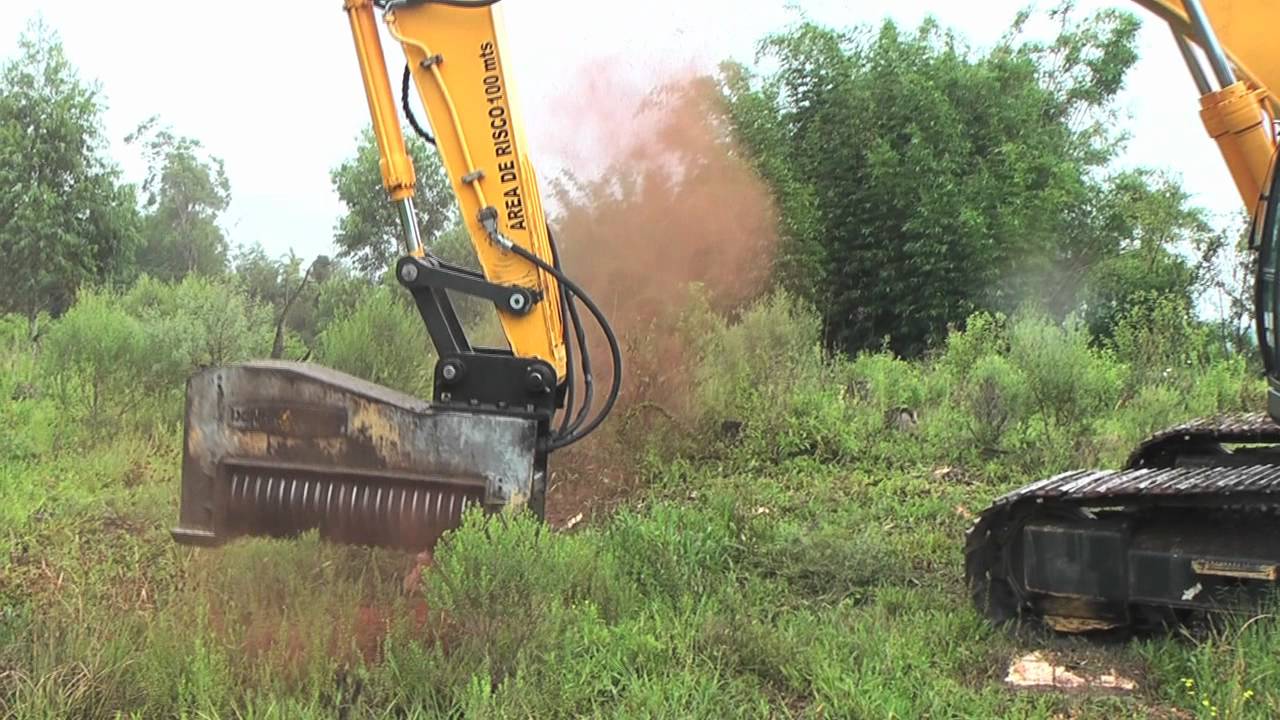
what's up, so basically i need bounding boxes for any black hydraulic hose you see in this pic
[401,66,437,146]
[548,234,577,437]
[548,231,594,437]
[507,242,621,451]
[563,293,594,437]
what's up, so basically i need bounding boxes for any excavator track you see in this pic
[967,413,1280,632]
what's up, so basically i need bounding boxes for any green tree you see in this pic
[232,243,333,354]
[0,22,140,335]
[127,117,231,280]
[1076,171,1217,341]
[722,7,1154,356]
[331,128,457,277]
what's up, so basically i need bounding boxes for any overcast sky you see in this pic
[0,1,1238,261]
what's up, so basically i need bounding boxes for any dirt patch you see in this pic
[545,444,642,528]
[1005,651,1137,693]
[351,600,431,663]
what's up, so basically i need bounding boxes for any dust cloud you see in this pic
[543,63,778,327]
[535,62,781,517]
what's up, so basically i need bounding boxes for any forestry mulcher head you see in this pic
[171,361,544,550]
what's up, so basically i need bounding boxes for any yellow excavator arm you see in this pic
[343,0,565,377]
[1130,0,1278,211]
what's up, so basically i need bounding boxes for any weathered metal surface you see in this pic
[174,361,539,549]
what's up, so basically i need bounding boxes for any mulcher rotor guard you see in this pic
[172,361,543,550]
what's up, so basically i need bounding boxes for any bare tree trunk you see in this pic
[271,263,316,360]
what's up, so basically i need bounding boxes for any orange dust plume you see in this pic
[537,62,781,518]
[544,65,778,328]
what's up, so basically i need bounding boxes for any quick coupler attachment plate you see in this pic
[173,361,539,550]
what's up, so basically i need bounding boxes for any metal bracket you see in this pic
[434,353,558,421]
[397,256,540,316]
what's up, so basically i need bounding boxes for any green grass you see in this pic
[2,295,1278,718]
[3,430,1279,719]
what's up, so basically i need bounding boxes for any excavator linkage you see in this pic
[172,361,542,550]
[172,1,624,553]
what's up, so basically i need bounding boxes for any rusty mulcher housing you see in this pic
[173,362,542,549]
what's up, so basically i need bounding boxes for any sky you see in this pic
[0,0,1241,261]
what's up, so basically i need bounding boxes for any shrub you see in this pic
[35,277,274,436]
[845,352,926,415]
[687,291,847,462]
[427,509,632,686]
[936,311,1009,377]
[603,500,749,603]
[955,354,1029,451]
[1187,356,1264,415]
[39,291,154,427]
[1007,313,1124,434]
[1111,291,1214,388]
[121,275,273,372]
[314,286,434,397]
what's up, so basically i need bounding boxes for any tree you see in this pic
[0,21,140,334]
[127,117,231,280]
[331,128,457,277]
[1077,170,1216,341]
[722,7,1163,357]
[231,243,333,354]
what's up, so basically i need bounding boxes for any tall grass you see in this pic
[0,284,1273,718]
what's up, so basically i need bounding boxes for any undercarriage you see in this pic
[966,413,1280,632]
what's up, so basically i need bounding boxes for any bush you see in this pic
[1007,313,1124,435]
[427,509,630,686]
[845,352,926,414]
[686,291,850,462]
[1110,291,1214,389]
[1187,356,1264,415]
[604,500,750,603]
[121,275,273,372]
[955,354,1029,451]
[39,291,154,427]
[34,277,275,437]
[313,286,434,397]
[935,311,1009,377]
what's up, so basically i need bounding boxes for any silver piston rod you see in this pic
[397,196,425,256]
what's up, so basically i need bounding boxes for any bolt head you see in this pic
[525,370,547,393]
[442,364,458,381]
[399,263,419,283]
[508,293,526,311]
